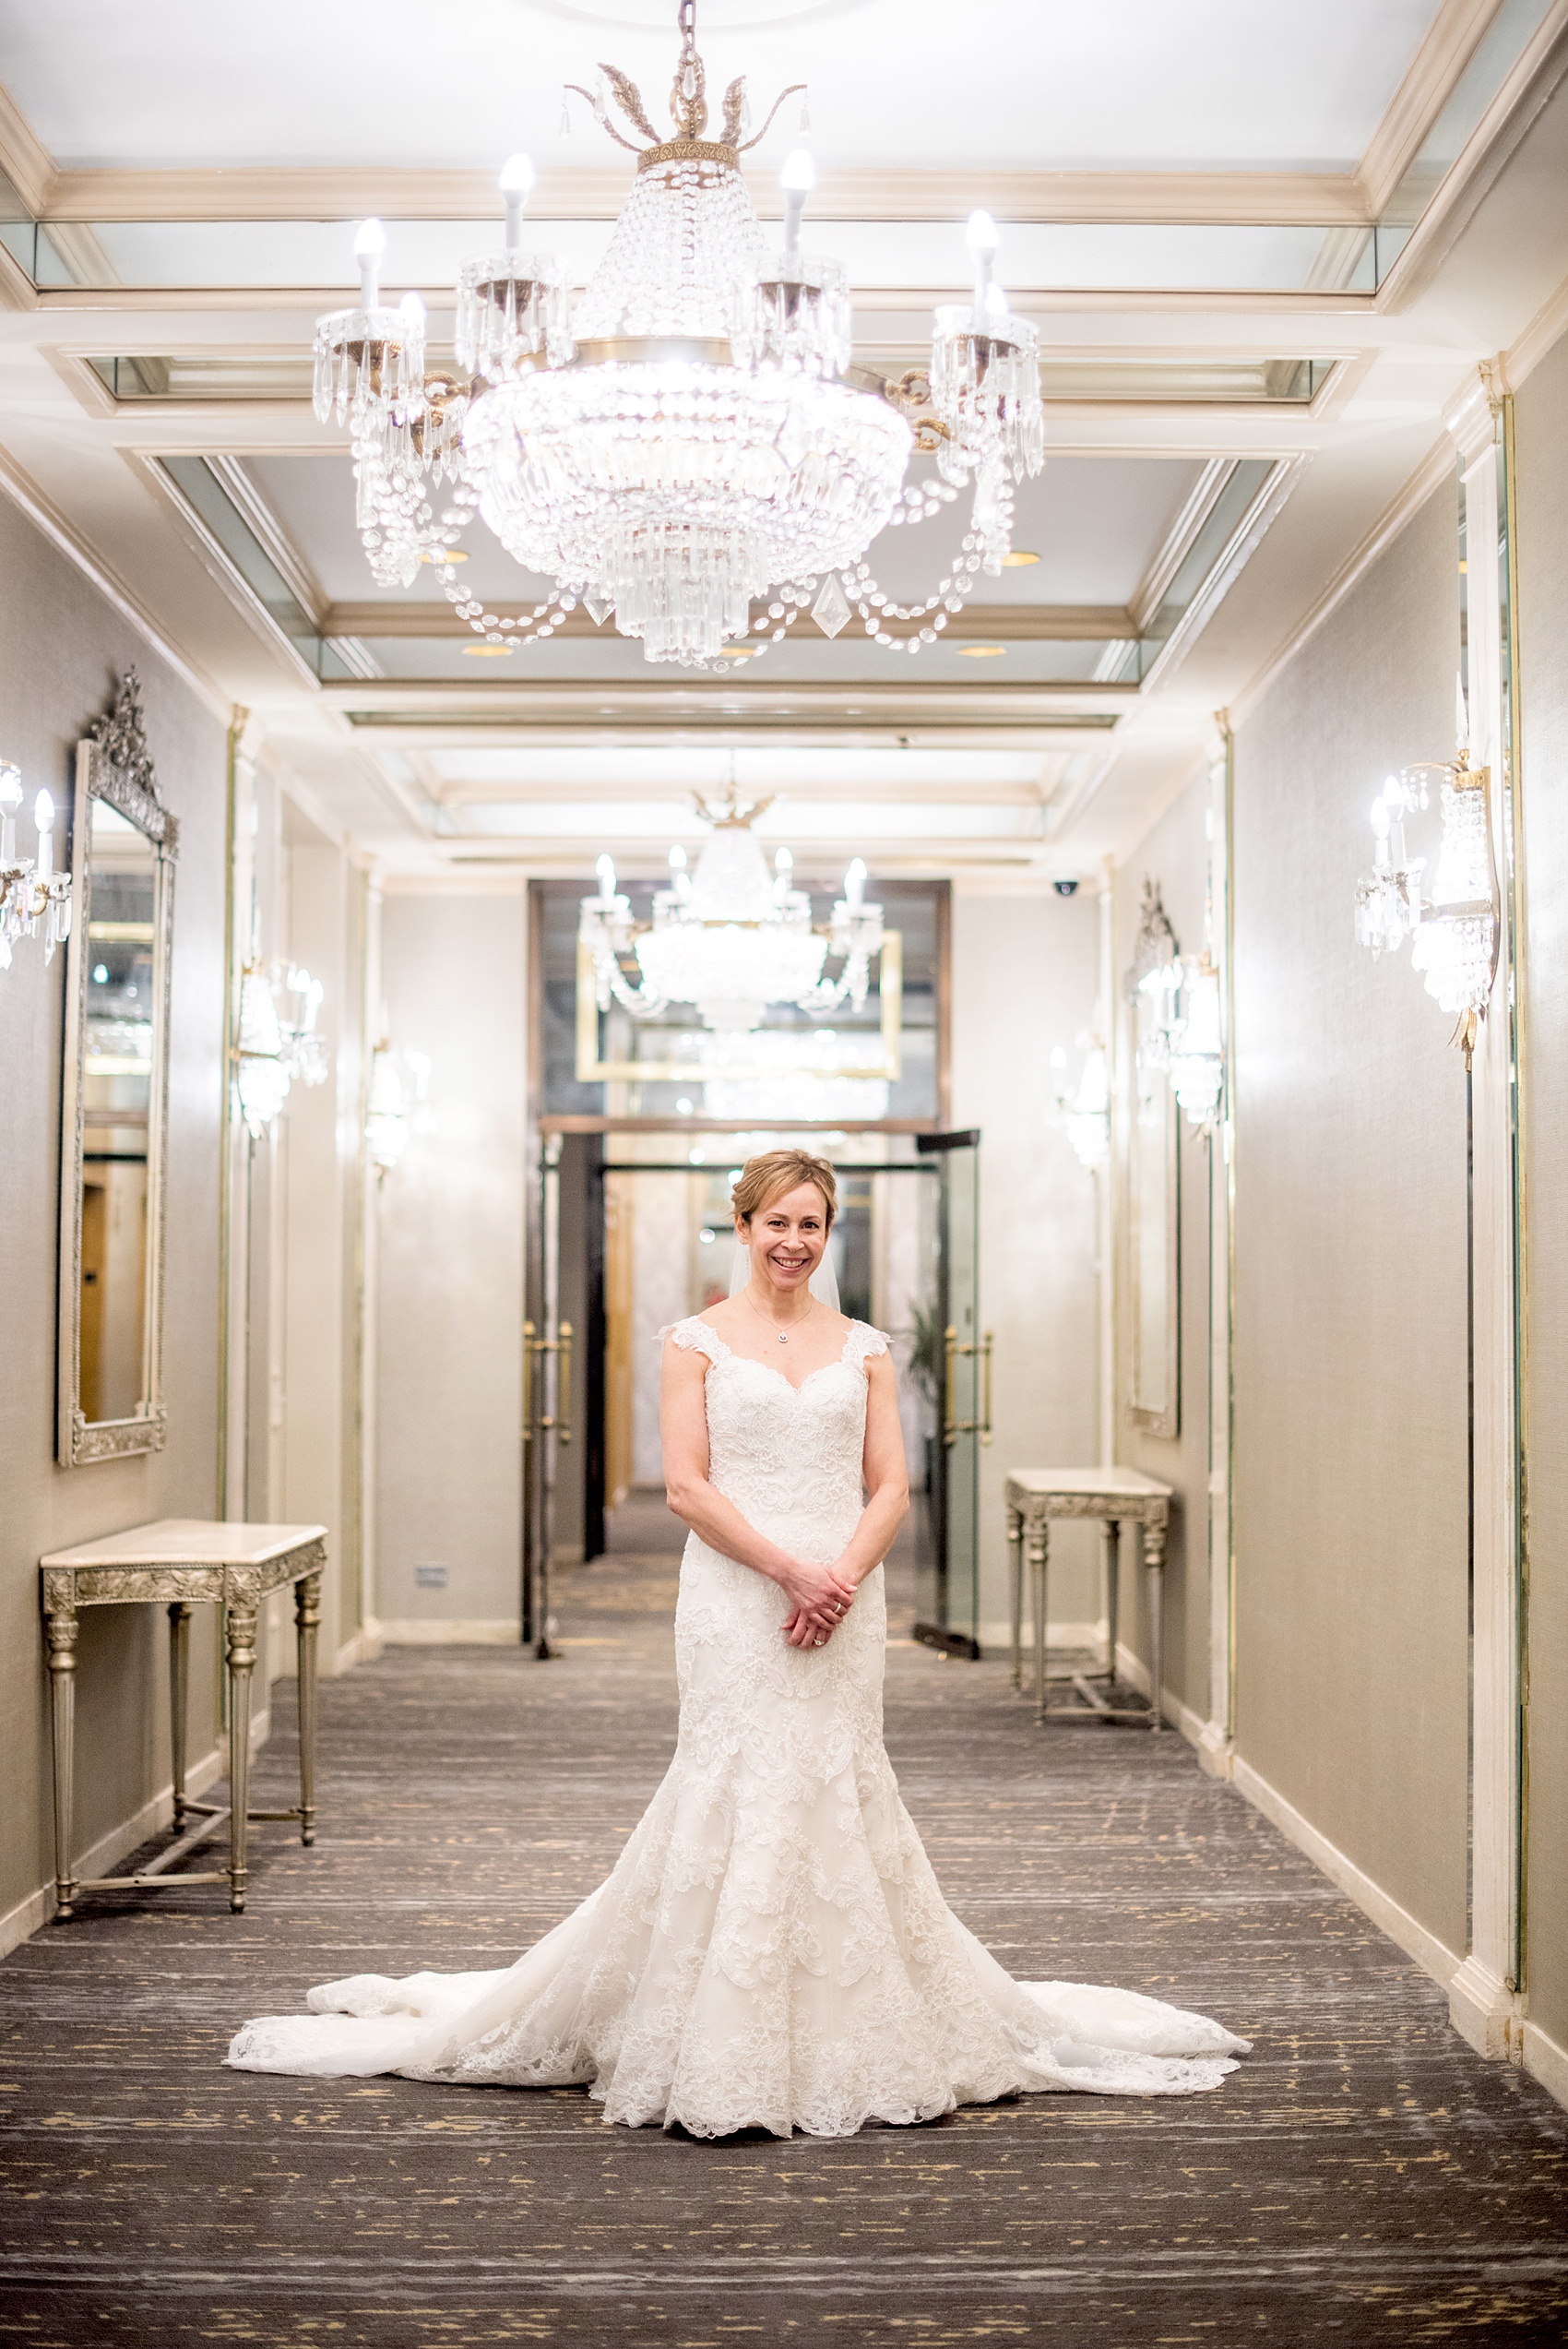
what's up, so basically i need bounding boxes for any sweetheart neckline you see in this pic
[716,1353,863,1400]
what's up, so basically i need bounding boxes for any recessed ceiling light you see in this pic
[1002,549,1039,567]
[422,547,468,564]
[957,644,1007,658]
[462,643,514,658]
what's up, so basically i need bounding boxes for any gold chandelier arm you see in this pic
[564,82,647,154]
[598,62,660,145]
[737,84,808,153]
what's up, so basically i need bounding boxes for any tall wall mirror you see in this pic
[1125,877,1181,1437]
[56,672,178,1466]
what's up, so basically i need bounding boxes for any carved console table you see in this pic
[40,1519,327,1916]
[1004,1470,1174,1731]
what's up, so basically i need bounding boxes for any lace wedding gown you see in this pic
[229,1317,1248,2136]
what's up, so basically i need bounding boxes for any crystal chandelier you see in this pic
[0,765,73,970]
[1167,957,1223,1124]
[1354,686,1499,1059]
[233,962,330,1139]
[365,1044,431,1174]
[313,0,1043,671]
[580,788,882,1035]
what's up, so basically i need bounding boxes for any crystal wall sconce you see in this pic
[233,961,330,1139]
[0,764,74,969]
[1050,1038,1111,1170]
[1354,690,1499,1063]
[365,1043,431,1174]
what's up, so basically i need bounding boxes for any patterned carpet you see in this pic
[2,1542,1566,2348]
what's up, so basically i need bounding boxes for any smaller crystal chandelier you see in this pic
[0,765,73,970]
[579,790,883,1036]
[1354,680,1499,1061]
[233,962,330,1139]
[1051,1039,1111,1170]
[365,1043,431,1174]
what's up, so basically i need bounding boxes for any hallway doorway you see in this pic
[525,1132,985,1661]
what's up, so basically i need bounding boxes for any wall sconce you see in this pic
[1168,954,1224,1125]
[233,960,331,1139]
[1050,1037,1111,1170]
[0,765,74,969]
[1354,681,1499,1063]
[365,1043,431,1174]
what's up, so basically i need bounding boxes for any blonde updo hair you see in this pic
[731,1148,837,1232]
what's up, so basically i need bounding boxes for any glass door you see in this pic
[914,1131,985,1658]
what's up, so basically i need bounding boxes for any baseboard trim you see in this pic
[1522,2018,1568,2110]
[0,1742,226,1961]
[368,1616,521,1646]
[1229,1752,1465,1993]
[977,1618,1106,1652]
[334,1624,382,1671]
[1449,1952,1525,2060]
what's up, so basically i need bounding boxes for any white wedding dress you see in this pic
[228,1316,1248,2136]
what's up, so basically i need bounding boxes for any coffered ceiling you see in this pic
[0,0,1564,886]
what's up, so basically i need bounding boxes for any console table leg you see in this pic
[44,1602,78,1918]
[1103,1520,1121,1680]
[1144,1521,1166,1732]
[295,1569,320,1846]
[168,1604,192,1829]
[1007,1508,1023,1690]
[1030,1519,1050,1725]
[225,1598,258,1910]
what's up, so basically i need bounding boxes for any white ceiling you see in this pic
[0,0,1444,171]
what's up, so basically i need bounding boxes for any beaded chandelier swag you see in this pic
[314,0,1045,670]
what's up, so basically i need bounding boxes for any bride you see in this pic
[229,1147,1248,2136]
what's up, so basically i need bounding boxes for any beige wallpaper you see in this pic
[1231,483,1469,1958]
[0,498,228,1931]
[375,890,527,1628]
[1514,328,1568,2053]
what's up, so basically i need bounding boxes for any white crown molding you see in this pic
[0,438,232,721]
[0,76,56,217]
[320,599,1135,644]
[1357,0,1507,214]
[207,452,327,624]
[1501,260,1568,388]
[1375,0,1568,313]
[130,448,323,694]
[1128,458,1232,636]
[42,161,1372,229]
[1228,429,1455,732]
[1138,454,1308,697]
[1444,362,1501,464]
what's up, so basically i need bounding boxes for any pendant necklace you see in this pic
[744,1288,811,1345]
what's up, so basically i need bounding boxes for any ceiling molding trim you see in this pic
[1229,430,1454,731]
[1128,459,1233,636]
[42,162,1372,229]
[1501,259,1568,388]
[0,440,230,722]
[132,451,324,694]
[320,600,1136,644]
[1136,454,1309,697]
[1375,0,1568,313]
[0,78,57,217]
[1358,0,1507,213]
[206,452,327,623]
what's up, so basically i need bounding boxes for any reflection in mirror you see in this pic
[57,672,178,1465]
[79,800,156,1423]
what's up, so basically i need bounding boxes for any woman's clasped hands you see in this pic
[775,1554,858,1650]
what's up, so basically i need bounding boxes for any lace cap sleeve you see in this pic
[845,1321,891,1371]
[659,1315,730,1365]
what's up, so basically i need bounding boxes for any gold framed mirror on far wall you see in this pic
[55,672,178,1467]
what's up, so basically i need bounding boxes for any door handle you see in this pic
[944,1327,992,1446]
[556,1321,573,1446]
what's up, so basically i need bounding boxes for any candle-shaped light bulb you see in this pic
[34,788,53,881]
[774,846,792,876]
[844,856,866,908]
[965,208,999,310]
[0,762,19,863]
[668,843,687,869]
[779,145,814,261]
[354,216,386,309]
[595,853,617,900]
[500,151,535,250]
[1049,1044,1067,1071]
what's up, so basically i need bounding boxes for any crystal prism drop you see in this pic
[812,574,851,639]
[584,595,612,626]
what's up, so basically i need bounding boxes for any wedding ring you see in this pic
[814,1635,826,1647]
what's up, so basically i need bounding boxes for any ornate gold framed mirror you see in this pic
[56,672,178,1466]
[1125,877,1181,1439]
